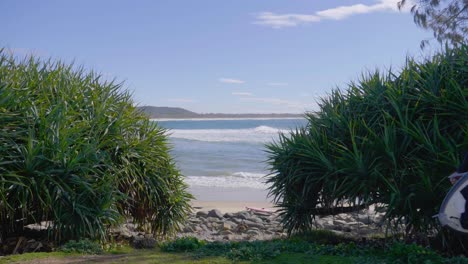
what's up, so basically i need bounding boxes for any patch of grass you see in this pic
[161,237,468,263]
[160,236,206,252]
[290,229,346,244]
[59,239,103,254]
[0,252,75,264]
[3,238,467,263]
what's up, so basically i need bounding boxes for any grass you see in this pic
[0,249,357,264]
[1,235,467,264]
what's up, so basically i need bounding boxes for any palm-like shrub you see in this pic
[267,45,468,236]
[0,53,192,242]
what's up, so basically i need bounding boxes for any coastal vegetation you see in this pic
[0,51,192,243]
[398,0,467,47]
[266,44,467,241]
[3,235,468,263]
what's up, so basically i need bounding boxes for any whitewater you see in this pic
[156,118,307,190]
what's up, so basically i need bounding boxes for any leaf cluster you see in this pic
[266,45,468,237]
[0,52,192,243]
[399,0,467,47]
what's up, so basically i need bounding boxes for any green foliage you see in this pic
[59,239,103,254]
[290,229,345,244]
[266,45,468,236]
[161,237,466,263]
[385,242,443,264]
[398,0,467,47]
[0,52,192,242]
[160,237,206,252]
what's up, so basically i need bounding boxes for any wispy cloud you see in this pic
[219,78,245,84]
[268,82,289,86]
[167,98,196,103]
[254,0,409,28]
[254,13,320,28]
[232,92,253,96]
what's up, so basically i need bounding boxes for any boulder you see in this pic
[357,215,372,225]
[208,209,224,219]
[223,213,235,218]
[196,211,209,218]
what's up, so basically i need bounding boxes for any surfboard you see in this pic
[438,172,468,234]
[246,207,275,214]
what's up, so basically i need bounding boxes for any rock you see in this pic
[206,217,220,223]
[183,226,193,233]
[220,230,233,235]
[335,214,353,222]
[246,229,261,236]
[229,217,243,224]
[189,218,201,224]
[131,237,156,249]
[196,211,209,218]
[243,220,264,229]
[236,211,251,220]
[223,213,234,218]
[333,219,349,226]
[208,209,224,219]
[126,223,137,231]
[247,216,263,223]
[357,215,372,225]
[235,223,248,233]
[221,222,232,231]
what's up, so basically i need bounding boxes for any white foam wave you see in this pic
[169,126,288,143]
[185,172,269,189]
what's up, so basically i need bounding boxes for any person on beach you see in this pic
[448,152,468,229]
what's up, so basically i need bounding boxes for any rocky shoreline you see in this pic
[1,206,389,255]
[175,206,388,242]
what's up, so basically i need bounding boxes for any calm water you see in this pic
[156,118,307,190]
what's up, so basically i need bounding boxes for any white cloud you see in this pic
[254,0,409,28]
[232,92,253,96]
[219,78,245,84]
[254,12,320,28]
[167,98,196,103]
[268,82,289,86]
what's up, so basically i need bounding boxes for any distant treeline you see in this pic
[137,106,304,119]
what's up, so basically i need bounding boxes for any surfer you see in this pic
[453,152,468,229]
[437,152,468,233]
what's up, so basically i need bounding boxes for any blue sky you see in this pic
[2,0,434,113]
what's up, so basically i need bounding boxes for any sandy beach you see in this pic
[189,186,275,213]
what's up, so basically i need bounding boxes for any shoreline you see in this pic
[191,200,276,213]
[188,186,274,213]
[151,117,305,122]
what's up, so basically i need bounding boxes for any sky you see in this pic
[2,0,435,113]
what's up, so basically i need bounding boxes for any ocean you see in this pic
[156,118,307,193]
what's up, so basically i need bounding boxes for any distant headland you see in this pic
[137,106,304,119]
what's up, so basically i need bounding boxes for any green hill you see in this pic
[136,106,303,119]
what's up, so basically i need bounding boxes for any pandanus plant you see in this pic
[267,45,468,237]
[0,52,192,243]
